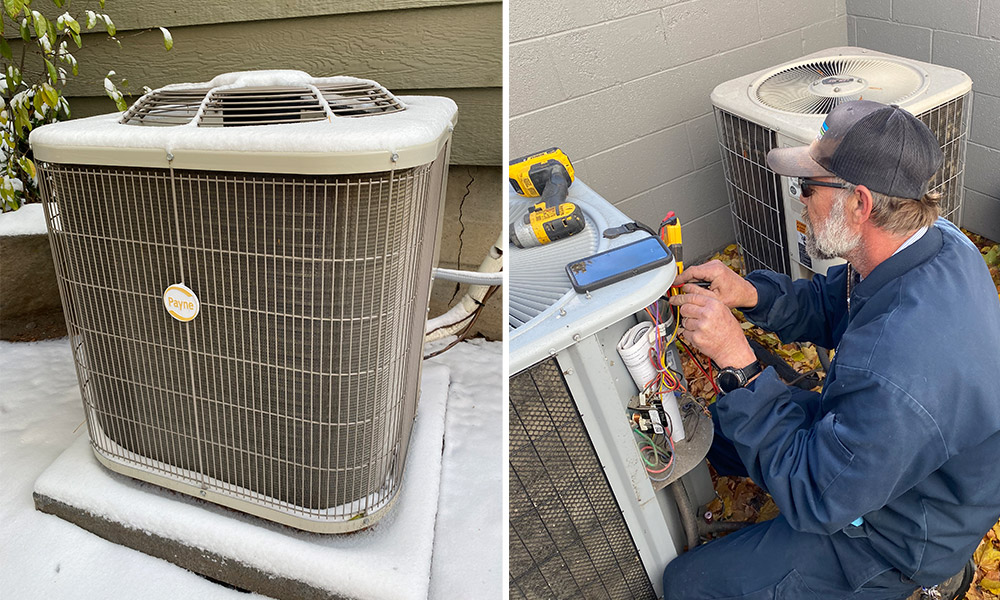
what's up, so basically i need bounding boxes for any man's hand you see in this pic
[673,260,758,309]
[669,287,756,370]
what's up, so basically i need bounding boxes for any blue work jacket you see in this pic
[717,218,1000,586]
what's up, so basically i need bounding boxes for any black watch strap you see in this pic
[716,360,762,393]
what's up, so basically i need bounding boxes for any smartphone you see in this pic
[566,236,674,293]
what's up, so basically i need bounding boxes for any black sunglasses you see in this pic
[799,178,850,198]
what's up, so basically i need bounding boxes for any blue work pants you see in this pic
[661,404,918,600]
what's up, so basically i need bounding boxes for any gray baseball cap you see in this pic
[766,100,944,199]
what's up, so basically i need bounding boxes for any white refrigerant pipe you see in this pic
[425,230,503,342]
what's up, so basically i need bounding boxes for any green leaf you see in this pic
[44,58,57,85]
[3,0,25,20]
[62,14,80,35]
[20,18,29,42]
[31,10,46,39]
[986,246,1000,266]
[8,63,22,88]
[33,89,44,115]
[54,0,63,6]
[102,13,115,36]
[0,37,11,60]
[19,156,35,179]
[85,10,96,29]
[70,30,81,48]
[159,27,172,51]
[41,82,58,107]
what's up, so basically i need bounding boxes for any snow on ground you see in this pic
[0,338,502,599]
[425,338,504,598]
[0,203,47,236]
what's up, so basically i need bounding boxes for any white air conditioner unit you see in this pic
[509,181,715,600]
[711,46,971,279]
[29,70,456,533]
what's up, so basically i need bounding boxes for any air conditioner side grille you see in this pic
[509,359,656,600]
[916,93,968,221]
[39,163,434,518]
[714,108,789,275]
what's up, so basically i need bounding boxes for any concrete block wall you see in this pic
[510,0,849,262]
[847,0,1000,242]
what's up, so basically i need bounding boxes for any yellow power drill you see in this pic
[509,148,585,249]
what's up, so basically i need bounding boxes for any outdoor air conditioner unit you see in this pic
[508,181,715,600]
[29,70,456,533]
[711,46,972,279]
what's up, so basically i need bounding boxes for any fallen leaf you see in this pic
[980,577,1000,594]
[974,541,1000,570]
[757,498,780,523]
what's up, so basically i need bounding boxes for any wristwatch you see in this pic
[716,360,763,393]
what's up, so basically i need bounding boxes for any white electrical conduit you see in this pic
[425,231,504,341]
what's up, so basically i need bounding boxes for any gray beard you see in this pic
[801,194,861,260]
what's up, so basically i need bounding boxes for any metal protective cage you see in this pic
[714,109,787,275]
[715,93,968,276]
[38,158,446,531]
[509,359,657,600]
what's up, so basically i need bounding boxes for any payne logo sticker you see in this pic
[163,283,200,322]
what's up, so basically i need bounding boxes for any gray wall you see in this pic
[511,0,849,262]
[847,0,1000,242]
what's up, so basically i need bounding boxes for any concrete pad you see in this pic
[34,364,451,600]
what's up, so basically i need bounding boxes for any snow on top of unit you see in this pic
[29,96,455,154]
[29,70,457,155]
[159,69,373,91]
[0,203,48,236]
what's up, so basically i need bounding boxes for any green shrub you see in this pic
[1,0,171,211]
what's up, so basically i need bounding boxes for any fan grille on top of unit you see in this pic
[121,82,405,126]
[315,82,406,117]
[120,88,212,127]
[508,197,601,330]
[754,58,925,114]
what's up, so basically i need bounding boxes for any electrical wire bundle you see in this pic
[642,299,685,399]
[632,424,675,482]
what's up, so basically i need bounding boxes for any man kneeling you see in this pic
[663,101,1000,600]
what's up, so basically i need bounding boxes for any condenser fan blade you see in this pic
[754,58,925,114]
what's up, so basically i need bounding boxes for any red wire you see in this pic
[641,445,673,473]
[680,338,721,395]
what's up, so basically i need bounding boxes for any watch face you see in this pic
[717,370,742,393]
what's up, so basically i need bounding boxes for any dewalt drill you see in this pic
[509,148,585,249]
